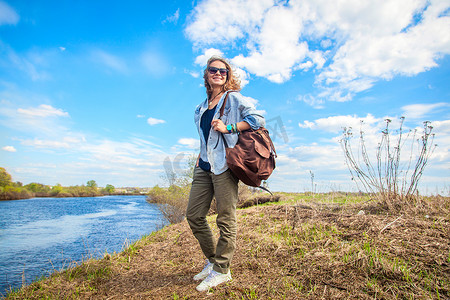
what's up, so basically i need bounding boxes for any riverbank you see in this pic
[4,193,449,299]
[0,168,150,201]
[0,192,146,201]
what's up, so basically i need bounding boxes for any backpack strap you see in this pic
[219,90,237,118]
[258,185,273,196]
[216,90,235,149]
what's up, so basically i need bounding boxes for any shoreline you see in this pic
[0,193,147,201]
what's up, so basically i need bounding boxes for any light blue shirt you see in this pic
[195,91,266,175]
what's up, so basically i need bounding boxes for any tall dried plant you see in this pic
[340,117,436,204]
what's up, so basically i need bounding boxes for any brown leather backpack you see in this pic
[220,92,277,192]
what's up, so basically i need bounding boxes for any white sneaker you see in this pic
[196,270,232,292]
[193,260,214,281]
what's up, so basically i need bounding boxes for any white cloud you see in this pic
[163,8,180,24]
[178,138,199,149]
[234,67,250,87]
[92,50,128,73]
[147,117,166,126]
[430,119,450,163]
[320,39,332,49]
[80,139,163,166]
[241,95,260,109]
[17,104,69,118]
[231,4,309,83]
[0,101,72,138]
[1,44,51,80]
[401,102,450,119]
[194,48,224,66]
[22,139,72,149]
[2,145,16,152]
[21,135,85,149]
[186,0,450,101]
[0,1,19,25]
[431,119,450,134]
[185,69,200,78]
[185,0,274,46]
[299,113,380,133]
[282,143,345,171]
[298,94,325,109]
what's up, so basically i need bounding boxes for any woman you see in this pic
[186,56,265,292]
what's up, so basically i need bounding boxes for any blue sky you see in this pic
[0,0,449,194]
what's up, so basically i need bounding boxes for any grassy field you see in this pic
[4,193,449,299]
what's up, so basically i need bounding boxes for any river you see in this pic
[0,195,166,296]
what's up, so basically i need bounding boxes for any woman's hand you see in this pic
[211,119,228,133]
[211,120,251,133]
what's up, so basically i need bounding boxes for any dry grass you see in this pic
[5,194,449,299]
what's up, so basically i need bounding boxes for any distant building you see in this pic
[114,187,151,194]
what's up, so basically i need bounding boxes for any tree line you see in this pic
[0,167,116,200]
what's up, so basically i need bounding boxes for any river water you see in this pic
[0,195,166,296]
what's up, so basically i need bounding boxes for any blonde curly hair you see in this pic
[203,56,241,98]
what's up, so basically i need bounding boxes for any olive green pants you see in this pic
[186,166,239,274]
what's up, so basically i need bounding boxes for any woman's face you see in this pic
[207,60,228,89]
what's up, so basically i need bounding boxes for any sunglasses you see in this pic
[208,67,228,76]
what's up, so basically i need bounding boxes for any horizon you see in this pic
[0,0,449,195]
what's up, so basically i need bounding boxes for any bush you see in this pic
[238,194,281,208]
[147,185,190,224]
[24,182,51,194]
[0,185,32,200]
[340,118,436,208]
